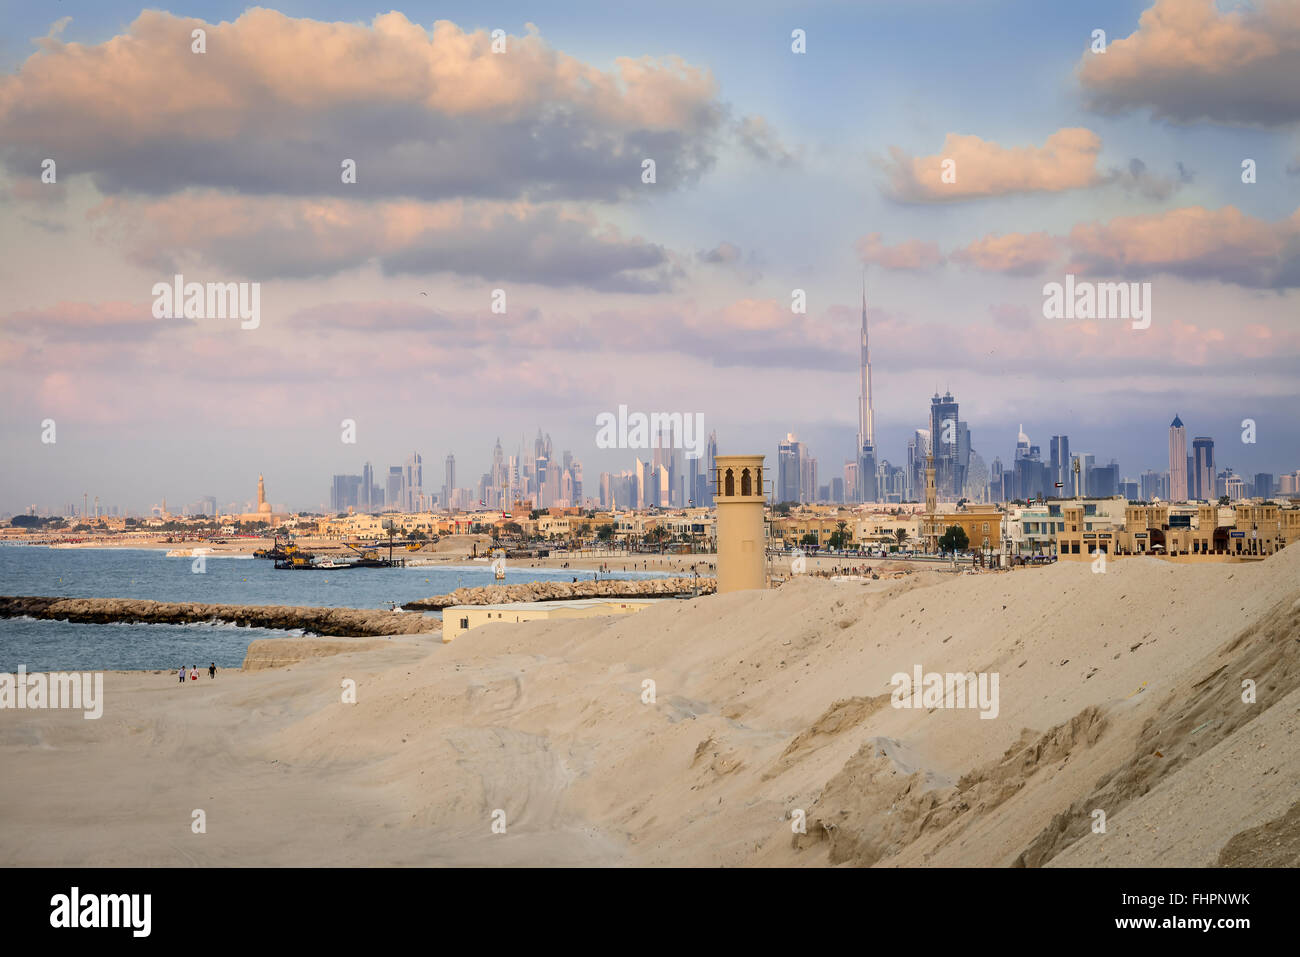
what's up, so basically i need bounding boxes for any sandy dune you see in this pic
[2,549,1296,866]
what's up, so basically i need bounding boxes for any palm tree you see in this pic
[894,528,909,547]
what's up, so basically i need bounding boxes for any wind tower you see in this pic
[714,454,766,592]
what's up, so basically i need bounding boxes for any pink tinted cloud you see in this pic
[0,11,730,202]
[1065,205,1300,287]
[877,128,1104,202]
[88,192,674,290]
[855,232,945,271]
[1,300,165,342]
[1077,0,1300,125]
[950,232,1060,276]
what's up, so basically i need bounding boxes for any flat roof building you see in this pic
[441,597,663,642]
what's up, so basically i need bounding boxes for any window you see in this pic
[459,617,469,629]
[982,522,989,533]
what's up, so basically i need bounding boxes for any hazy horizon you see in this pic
[3,0,1298,514]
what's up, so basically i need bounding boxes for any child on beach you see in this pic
[189,666,199,681]
[208,663,216,679]
[178,666,185,684]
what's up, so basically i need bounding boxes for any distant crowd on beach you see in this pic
[178,663,217,683]
[546,560,717,583]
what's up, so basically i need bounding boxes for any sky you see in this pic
[1,0,1298,513]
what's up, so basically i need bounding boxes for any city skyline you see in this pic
[2,1,1298,513]
[20,394,1295,518]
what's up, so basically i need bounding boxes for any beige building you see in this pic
[919,503,1004,552]
[442,598,662,642]
[1062,500,1300,561]
[714,454,766,592]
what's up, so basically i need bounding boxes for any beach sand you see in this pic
[2,548,1296,866]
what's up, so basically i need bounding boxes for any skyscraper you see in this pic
[443,453,455,510]
[1192,437,1215,501]
[403,452,423,511]
[929,391,960,499]
[856,280,878,502]
[1049,435,1069,495]
[908,429,930,501]
[330,474,361,512]
[1168,415,1188,502]
[703,431,718,506]
[386,466,402,510]
[361,462,374,510]
[777,433,802,503]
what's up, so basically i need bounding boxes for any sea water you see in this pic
[0,545,674,671]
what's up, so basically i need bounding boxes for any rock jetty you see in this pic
[0,596,441,638]
[404,576,715,611]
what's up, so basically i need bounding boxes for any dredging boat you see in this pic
[253,536,293,560]
[274,556,358,571]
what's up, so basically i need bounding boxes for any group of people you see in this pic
[178,663,217,683]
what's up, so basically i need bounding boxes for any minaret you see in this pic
[924,444,937,553]
[257,474,266,509]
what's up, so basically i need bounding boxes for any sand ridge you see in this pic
[2,549,1297,866]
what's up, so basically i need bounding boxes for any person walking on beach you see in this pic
[208,662,216,680]
[178,666,185,685]
[189,665,199,681]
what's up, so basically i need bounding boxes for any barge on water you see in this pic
[273,556,405,570]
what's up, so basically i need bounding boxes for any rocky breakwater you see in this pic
[0,596,441,638]
[404,576,716,611]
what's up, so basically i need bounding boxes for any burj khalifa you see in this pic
[857,279,879,502]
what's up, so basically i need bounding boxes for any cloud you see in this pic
[0,300,174,343]
[1107,157,1191,201]
[735,115,798,166]
[1066,205,1300,288]
[90,193,676,291]
[950,232,1060,276]
[698,241,742,265]
[1077,0,1300,125]
[855,232,944,271]
[876,128,1104,202]
[0,10,732,202]
[942,206,1300,288]
[695,240,762,282]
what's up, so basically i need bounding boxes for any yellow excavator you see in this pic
[342,540,397,567]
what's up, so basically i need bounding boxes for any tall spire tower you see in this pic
[858,275,875,452]
[856,276,879,502]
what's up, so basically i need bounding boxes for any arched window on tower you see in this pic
[724,468,735,497]
[741,468,752,496]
